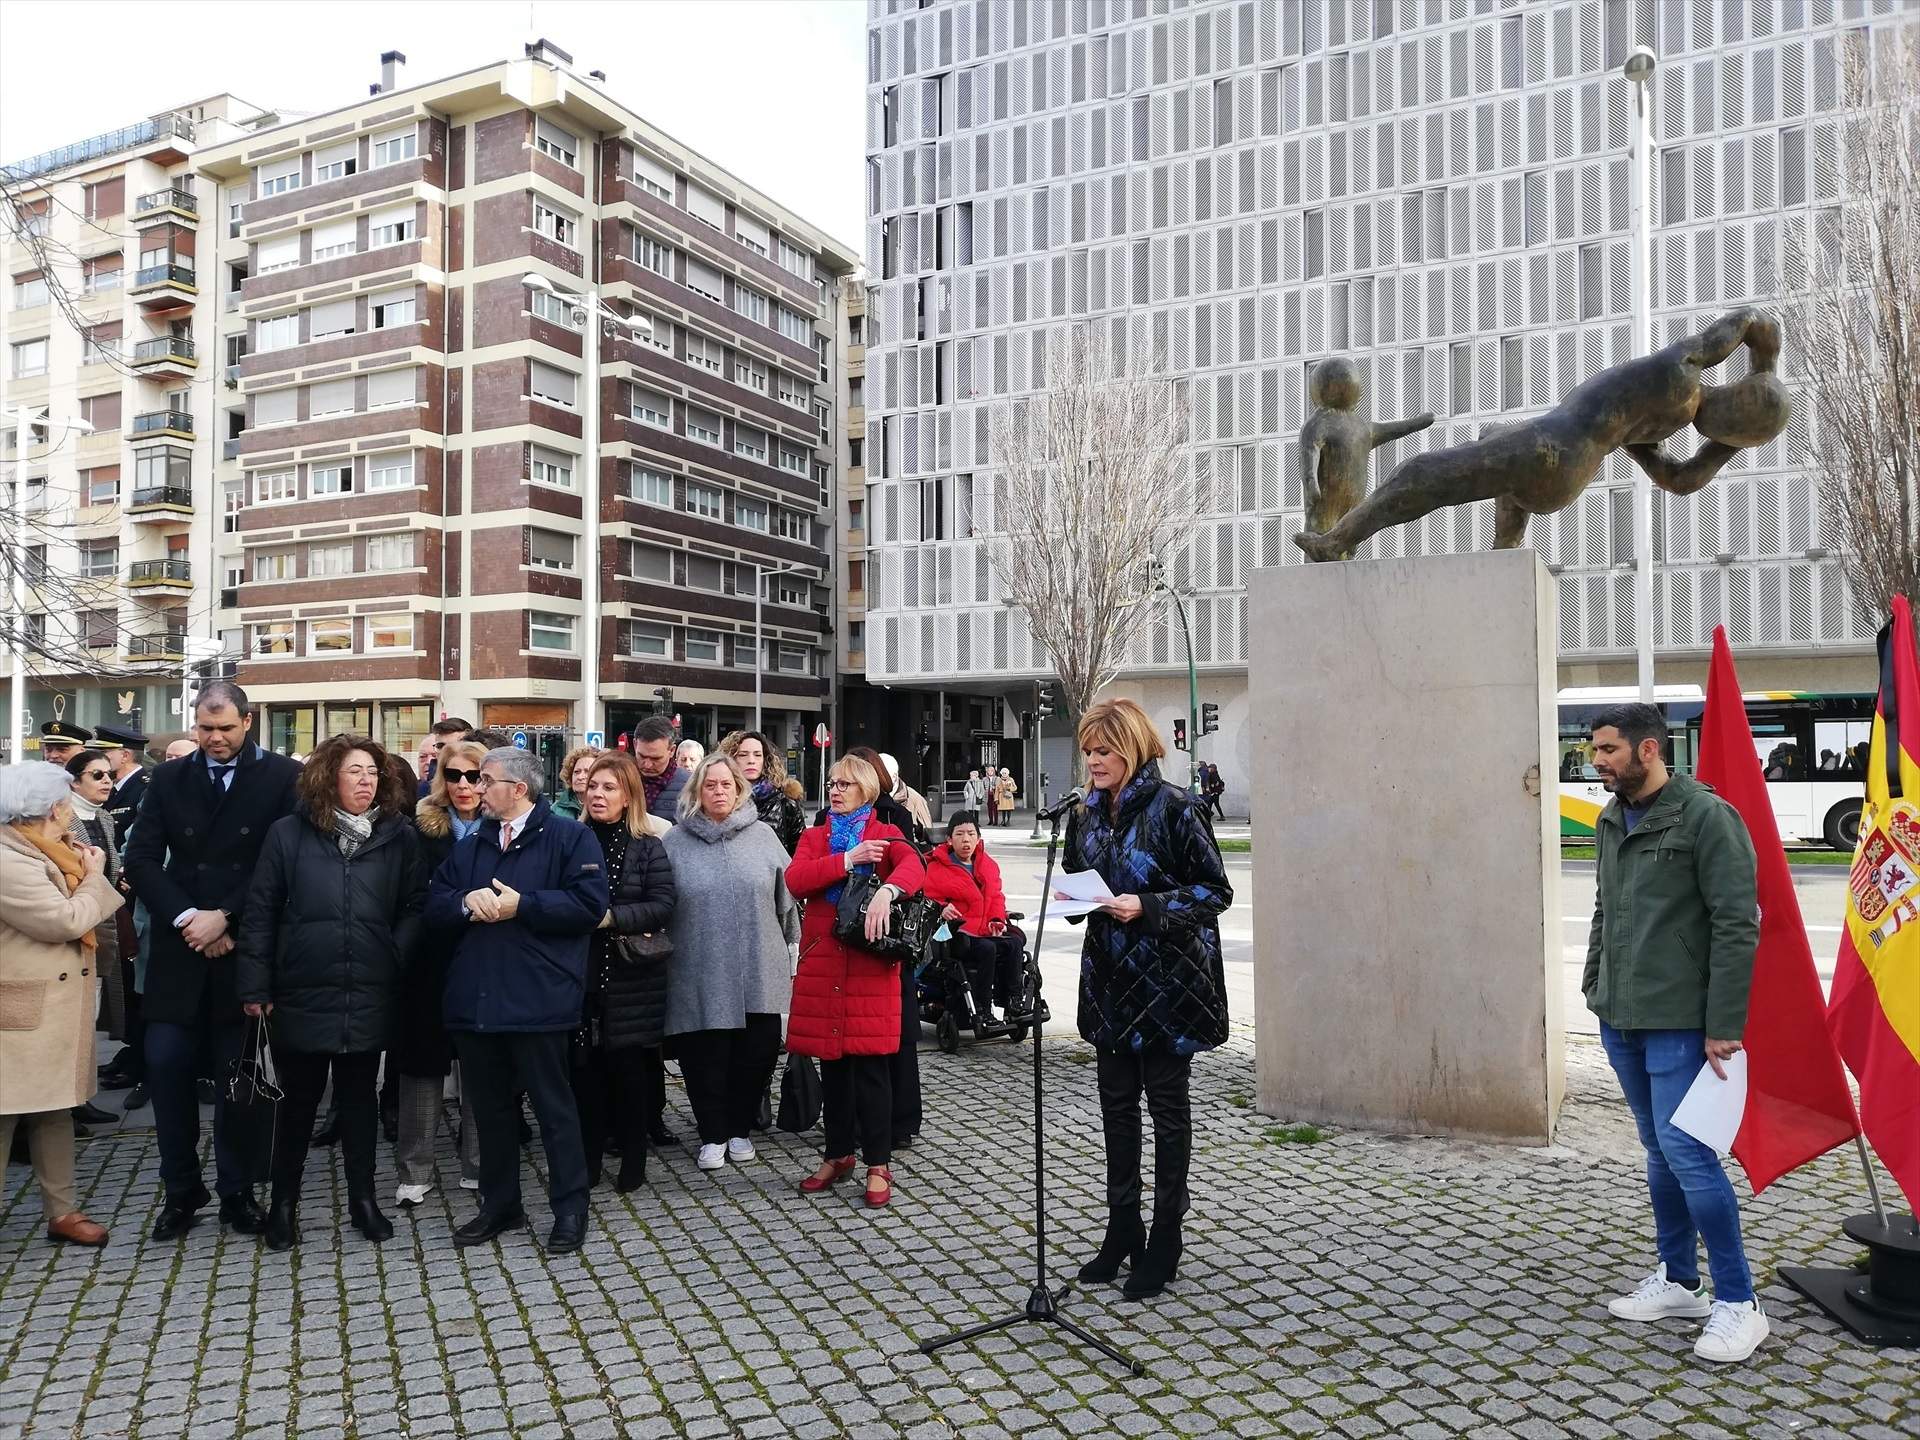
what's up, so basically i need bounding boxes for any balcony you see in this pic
[129,262,197,305]
[131,409,193,441]
[4,113,193,183]
[131,334,197,377]
[129,485,193,518]
[126,559,192,591]
[126,633,187,661]
[134,187,198,224]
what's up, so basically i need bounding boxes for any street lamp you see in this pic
[1145,558,1203,797]
[755,562,815,734]
[1624,47,1658,702]
[519,274,650,744]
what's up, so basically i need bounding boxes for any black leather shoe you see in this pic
[452,1208,525,1247]
[310,1112,340,1147]
[348,1197,394,1242]
[72,1118,94,1140]
[219,1192,267,1235]
[614,1165,647,1194]
[1120,1217,1184,1299]
[96,1068,136,1092]
[546,1212,587,1254]
[1078,1210,1147,1285]
[263,1199,298,1251]
[122,1083,150,1111]
[151,1184,211,1242]
[74,1102,118,1126]
[648,1122,675,1147]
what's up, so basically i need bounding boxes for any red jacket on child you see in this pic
[920,841,1009,938]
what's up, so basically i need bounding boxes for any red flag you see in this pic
[1695,625,1861,1193]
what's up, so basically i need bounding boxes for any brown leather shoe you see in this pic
[48,1212,109,1247]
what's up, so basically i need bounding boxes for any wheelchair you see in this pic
[916,912,1052,1054]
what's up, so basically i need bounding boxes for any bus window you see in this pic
[1817,719,1873,777]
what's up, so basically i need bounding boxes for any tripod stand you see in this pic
[919,804,1142,1375]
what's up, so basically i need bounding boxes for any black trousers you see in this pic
[675,1015,780,1145]
[572,1043,660,1180]
[147,1007,250,1202]
[958,933,1025,1012]
[1095,1048,1193,1225]
[453,1030,589,1220]
[891,961,921,1142]
[823,1054,892,1167]
[271,1047,380,1203]
[643,1046,668,1129]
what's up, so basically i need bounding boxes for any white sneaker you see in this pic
[394,1183,431,1207]
[1607,1263,1713,1321]
[697,1142,727,1171]
[727,1137,756,1163]
[1693,1299,1769,1363]
[459,1176,480,1191]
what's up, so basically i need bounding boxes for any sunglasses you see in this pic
[80,769,111,781]
[441,767,484,785]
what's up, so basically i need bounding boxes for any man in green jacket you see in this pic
[1585,702,1767,1364]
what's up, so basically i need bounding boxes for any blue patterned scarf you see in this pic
[825,803,874,904]
[752,778,776,803]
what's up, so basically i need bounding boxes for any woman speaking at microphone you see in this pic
[1064,697,1232,1300]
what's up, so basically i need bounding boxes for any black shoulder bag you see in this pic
[831,872,944,964]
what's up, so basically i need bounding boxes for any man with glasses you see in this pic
[426,747,608,1255]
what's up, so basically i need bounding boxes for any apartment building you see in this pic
[191,44,858,774]
[1,95,270,757]
[860,0,1903,809]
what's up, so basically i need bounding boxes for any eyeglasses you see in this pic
[340,766,381,779]
[480,774,518,789]
[441,767,484,785]
[826,779,856,790]
[80,769,110,781]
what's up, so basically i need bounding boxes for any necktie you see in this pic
[208,763,233,795]
[499,820,513,851]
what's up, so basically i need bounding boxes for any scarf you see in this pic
[69,789,103,823]
[334,808,375,859]
[17,822,95,951]
[825,803,874,905]
[450,812,484,841]
[752,778,776,803]
[641,762,679,814]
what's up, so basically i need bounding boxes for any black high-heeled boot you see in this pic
[263,1198,299,1251]
[348,1197,394,1243]
[1121,1214,1184,1299]
[1076,1209,1146,1284]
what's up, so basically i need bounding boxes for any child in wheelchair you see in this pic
[918,810,1039,1045]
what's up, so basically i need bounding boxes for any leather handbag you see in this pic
[227,1014,283,1184]
[832,871,944,963]
[612,930,671,963]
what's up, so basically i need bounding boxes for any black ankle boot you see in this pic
[263,1198,298,1251]
[349,1197,394,1243]
[1077,1210,1146,1284]
[1121,1215,1184,1299]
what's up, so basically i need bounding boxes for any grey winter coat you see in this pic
[661,803,799,1036]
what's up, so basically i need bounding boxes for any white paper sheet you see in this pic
[1039,867,1117,920]
[1669,1050,1749,1156]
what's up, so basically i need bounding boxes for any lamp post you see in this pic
[1625,46,1658,703]
[755,562,815,734]
[520,275,649,744]
[1146,559,1203,797]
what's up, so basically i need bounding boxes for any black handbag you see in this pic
[776,1052,823,1133]
[831,871,944,963]
[227,1014,283,1185]
[612,930,671,963]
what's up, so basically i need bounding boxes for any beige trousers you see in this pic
[0,1110,77,1219]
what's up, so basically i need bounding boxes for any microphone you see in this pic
[1036,789,1085,822]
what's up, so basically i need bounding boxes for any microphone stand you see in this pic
[919,801,1142,1376]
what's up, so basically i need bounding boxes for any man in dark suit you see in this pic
[124,681,300,1240]
[96,722,150,839]
[93,722,150,1090]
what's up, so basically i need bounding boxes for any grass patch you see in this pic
[1561,844,1850,865]
[1227,1092,1252,1109]
[1264,1123,1326,1145]
[1218,838,1252,852]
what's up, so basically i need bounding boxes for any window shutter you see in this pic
[687,183,726,228]
[255,389,297,425]
[308,298,356,338]
[735,212,771,252]
[367,368,416,408]
[257,233,301,269]
[308,378,355,416]
[632,151,675,195]
[310,217,356,254]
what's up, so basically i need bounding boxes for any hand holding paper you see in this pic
[1671,1050,1750,1156]
[1040,867,1116,920]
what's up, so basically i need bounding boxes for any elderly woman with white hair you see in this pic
[0,763,126,1246]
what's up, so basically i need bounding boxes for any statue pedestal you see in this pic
[1250,550,1565,1142]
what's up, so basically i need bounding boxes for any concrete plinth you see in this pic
[1251,549,1564,1143]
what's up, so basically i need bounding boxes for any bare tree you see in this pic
[1786,22,1920,623]
[986,325,1194,717]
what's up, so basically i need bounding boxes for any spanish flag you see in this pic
[1831,595,1920,1214]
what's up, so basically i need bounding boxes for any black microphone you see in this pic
[1036,789,1085,822]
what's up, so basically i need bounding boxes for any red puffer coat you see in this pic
[786,817,925,1060]
[920,842,1009,938]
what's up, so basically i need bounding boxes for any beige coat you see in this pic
[0,825,125,1114]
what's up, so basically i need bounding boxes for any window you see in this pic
[313,141,357,182]
[775,508,809,541]
[309,298,356,339]
[366,533,414,570]
[224,561,246,589]
[687,483,723,519]
[731,635,758,669]
[370,290,415,329]
[78,393,121,436]
[635,233,673,276]
[82,325,119,365]
[686,407,723,446]
[535,118,579,168]
[631,466,673,506]
[776,643,812,674]
[367,452,414,490]
[257,159,300,197]
[530,446,575,489]
[735,357,768,392]
[631,151,675,201]
[11,339,47,377]
[78,539,118,578]
[255,313,299,352]
[253,550,294,581]
[309,378,355,417]
[685,259,724,303]
[257,233,300,273]
[310,218,356,260]
[12,274,48,309]
[311,463,352,496]
[82,255,122,293]
[734,425,768,463]
[686,183,726,230]
[778,444,809,477]
[685,628,722,663]
[367,368,415,409]
[529,611,575,652]
[308,542,353,577]
[736,496,769,531]
[255,621,294,655]
[777,306,813,344]
[135,449,188,490]
[778,373,812,410]
[685,332,723,373]
[735,213,770,256]
[371,128,417,167]
[622,619,671,656]
[531,361,578,408]
[528,528,577,571]
[778,238,813,278]
[84,179,123,219]
[632,387,671,429]
[733,285,769,326]
[368,613,413,649]
[254,388,297,427]
[534,200,579,248]
[369,205,415,247]
[775,576,811,606]
[254,468,296,503]
[624,541,673,580]
[685,555,725,591]
[309,617,353,654]
[531,288,580,328]
[222,480,243,531]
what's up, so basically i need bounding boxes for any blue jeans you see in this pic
[1599,1022,1754,1302]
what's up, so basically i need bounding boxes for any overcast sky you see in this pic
[0,0,869,250]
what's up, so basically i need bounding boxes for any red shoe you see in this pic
[799,1155,857,1194]
[864,1165,893,1208]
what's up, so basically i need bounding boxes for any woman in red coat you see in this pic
[921,811,1027,1033]
[786,754,925,1207]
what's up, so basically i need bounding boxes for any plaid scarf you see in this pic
[334,808,374,859]
[641,762,679,815]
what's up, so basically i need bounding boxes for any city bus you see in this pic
[1557,687,1875,850]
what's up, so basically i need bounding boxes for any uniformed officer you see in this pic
[39,719,93,767]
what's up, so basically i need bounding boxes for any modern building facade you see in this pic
[191,43,858,777]
[2,95,270,758]
[860,0,1902,809]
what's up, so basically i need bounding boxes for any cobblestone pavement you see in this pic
[2,1029,1914,1440]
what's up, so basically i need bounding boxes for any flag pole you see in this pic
[1852,1133,1892,1231]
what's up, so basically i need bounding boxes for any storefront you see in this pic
[261,701,435,762]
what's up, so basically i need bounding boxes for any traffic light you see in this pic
[1036,683,1055,722]
[1021,709,1034,736]
[651,686,673,716]
[1173,717,1188,751]
[1201,702,1220,737]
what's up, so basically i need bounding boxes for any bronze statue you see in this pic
[1292,308,1791,562]
[1298,358,1434,536]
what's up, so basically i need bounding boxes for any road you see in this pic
[991,849,1847,1039]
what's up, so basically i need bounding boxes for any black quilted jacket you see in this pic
[1066,761,1232,1056]
[584,820,677,1052]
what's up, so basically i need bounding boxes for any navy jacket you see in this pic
[425,799,609,1033]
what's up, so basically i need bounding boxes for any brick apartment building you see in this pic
[191,44,859,776]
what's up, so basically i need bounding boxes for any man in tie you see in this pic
[426,747,608,1255]
[124,681,301,1240]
